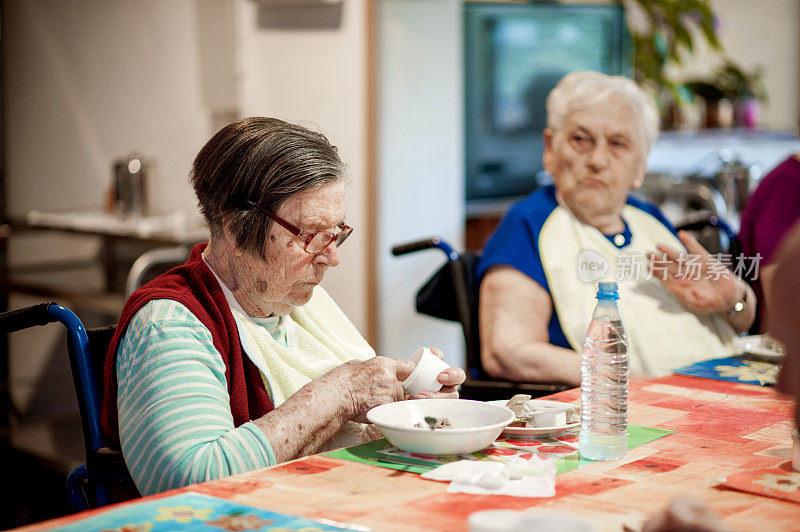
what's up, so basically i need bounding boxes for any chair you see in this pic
[636,174,729,222]
[392,238,570,401]
[0,302,137,511]
[125,245,190,297]
[675,213,742,259]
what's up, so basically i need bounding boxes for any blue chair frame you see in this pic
[0,302,135,511]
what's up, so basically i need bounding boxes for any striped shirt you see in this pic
[116,299,277,496]
[252,315,288,348]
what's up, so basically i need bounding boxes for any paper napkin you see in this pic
[420,454,557,497]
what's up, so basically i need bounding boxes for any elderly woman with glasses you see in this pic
[100,117,465,496]
[478,71,756,386]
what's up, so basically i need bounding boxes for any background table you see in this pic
[18,374,798,532]
[0,211,209,527]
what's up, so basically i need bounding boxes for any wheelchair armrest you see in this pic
[459,378,572,402]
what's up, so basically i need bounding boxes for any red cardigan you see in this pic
[100,242,274,446]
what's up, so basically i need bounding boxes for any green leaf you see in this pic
[654,32,668,58]
[699,22,721,49]
[675,84,694,104]
[674,23,693,52]
[625,0,736,103]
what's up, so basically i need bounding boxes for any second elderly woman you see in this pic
[100,117,465,496]
[478,71,755,386]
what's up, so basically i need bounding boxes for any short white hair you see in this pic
[545,71,660,157]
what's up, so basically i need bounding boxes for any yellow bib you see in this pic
[540,204,737,376]
[203,255,379,451]
[231,286,375,406]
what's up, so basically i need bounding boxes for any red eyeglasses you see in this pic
[247,200,353,254]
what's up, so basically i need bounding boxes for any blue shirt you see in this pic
[476,185,676,348]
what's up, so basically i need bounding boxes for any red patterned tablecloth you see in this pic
[17,374,799,532]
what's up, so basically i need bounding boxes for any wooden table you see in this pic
[17,374,799,531]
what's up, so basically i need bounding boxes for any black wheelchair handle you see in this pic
[0,301,57,334]
[391,237,441,256]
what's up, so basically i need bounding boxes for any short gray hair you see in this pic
[190,117,346,258]
[546,71,660,157]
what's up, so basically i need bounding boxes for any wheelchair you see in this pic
[0,302,137,511]
[392,237,570,401]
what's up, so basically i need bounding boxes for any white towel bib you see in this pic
[231,287,375,406]
[540,204,737,376]
[231,288,377,452]
[203,253,378,451]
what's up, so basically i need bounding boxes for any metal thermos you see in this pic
[112,155,147,216]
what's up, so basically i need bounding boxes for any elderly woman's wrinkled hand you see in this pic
[332,356,415,423]
[412,347,465,400]
[647,231,741,315]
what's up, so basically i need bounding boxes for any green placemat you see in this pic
[554,424,675,474]
[325,438,431,474]
[323,424,675,476]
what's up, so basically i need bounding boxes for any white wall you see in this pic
[233,0,369,333]
[712,0,799,132]
[4,0,215,216]
[376,0,464,365]
[4,0,371,334]
[4,0,223,419]
[231,0,466,360]
[666,0,800,132]
[4,0,467,420]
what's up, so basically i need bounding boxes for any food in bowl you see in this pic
[505,394,580,427]
[366,399,514,455]
[413,417,453,430]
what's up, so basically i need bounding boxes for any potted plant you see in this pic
[624,0,722,128]
[713,60,768,129]
[683,80,730,128]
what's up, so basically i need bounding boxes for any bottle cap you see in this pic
[596,281,619,300]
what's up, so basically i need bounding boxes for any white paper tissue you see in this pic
[420,455,557,497]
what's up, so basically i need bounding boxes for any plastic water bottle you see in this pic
[579,281,629,461]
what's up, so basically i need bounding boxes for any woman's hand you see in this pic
[411,347,466,400]
[258,353,464,462]
[331,356,415,422]
[258,357,413,461]
[647,231,741,315]
[647,231,755,333]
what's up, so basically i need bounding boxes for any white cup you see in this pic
[468,510,595,532]
[517,513,595,532]
[467,510,524,532]
[402,347,450,397]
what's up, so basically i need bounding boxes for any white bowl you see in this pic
[366,399,515,455]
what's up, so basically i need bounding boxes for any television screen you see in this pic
[465,3,631,201]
